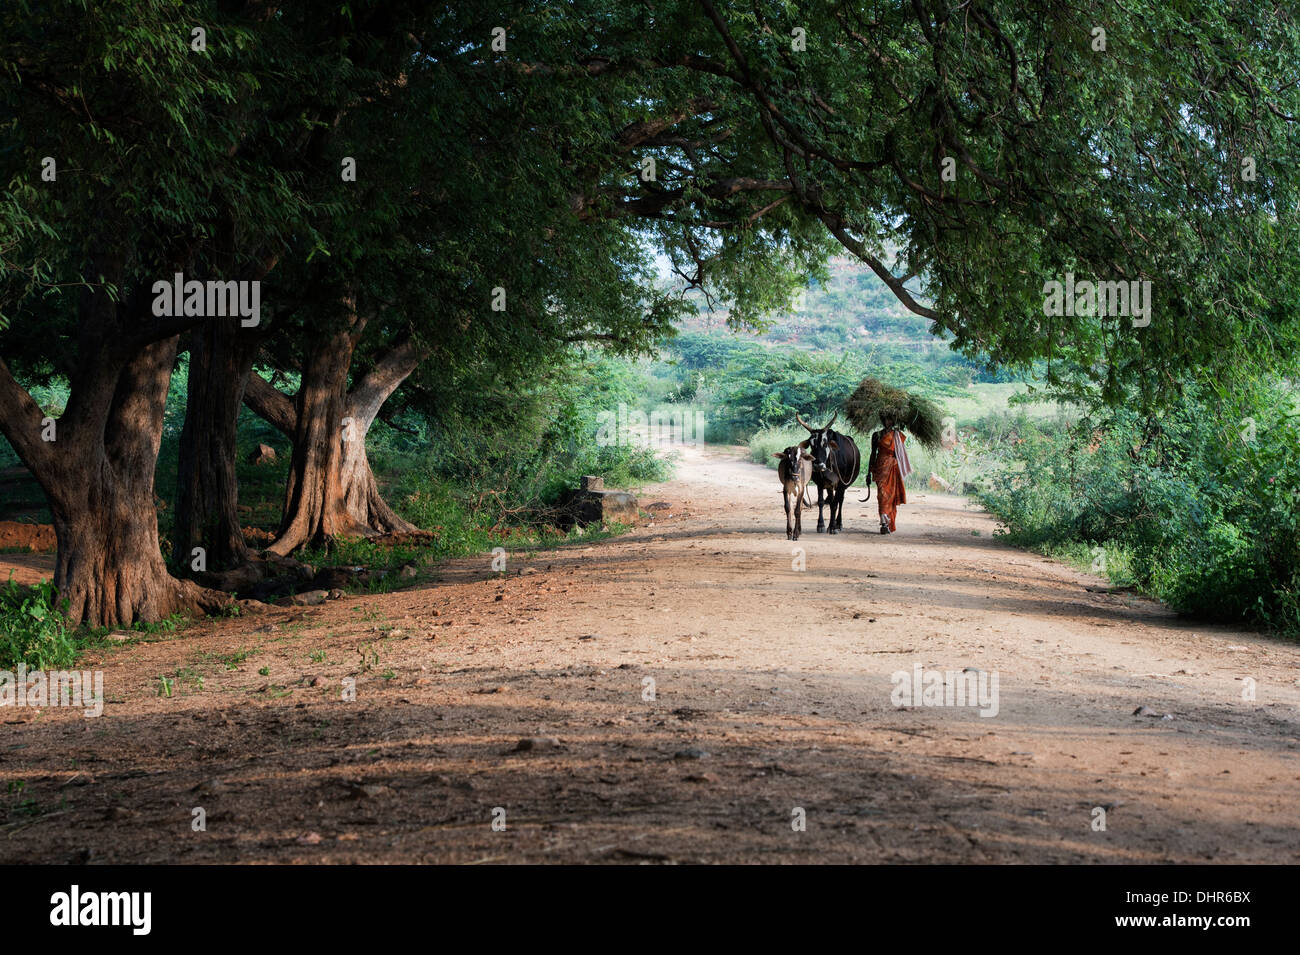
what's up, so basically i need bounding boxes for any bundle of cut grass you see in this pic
[844,377,945,449]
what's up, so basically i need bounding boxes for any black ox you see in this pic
[797,412,861,534]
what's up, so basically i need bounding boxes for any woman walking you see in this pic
[845,376,942,536]
[868,417,912,534]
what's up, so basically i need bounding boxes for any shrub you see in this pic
[979,380,1300,635]
[0,574,77,671]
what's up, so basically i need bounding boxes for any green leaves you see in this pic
[982,375,1300,633]
[544,0,1300,406]
[0,574,76,671]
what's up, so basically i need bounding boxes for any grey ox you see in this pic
[773,444,814,540]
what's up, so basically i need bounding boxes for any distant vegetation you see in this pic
[681,256,1012,368]
[638,257,1070,499]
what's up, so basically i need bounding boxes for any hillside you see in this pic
[676,256,948,352]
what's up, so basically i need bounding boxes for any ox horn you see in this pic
[825,411,837,429]
[796,413,815,432]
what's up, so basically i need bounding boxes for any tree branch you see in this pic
[347,334,430,425]
[0,356,58,482]
[243,371,298,435]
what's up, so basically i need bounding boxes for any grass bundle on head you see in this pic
[844,377,945,449]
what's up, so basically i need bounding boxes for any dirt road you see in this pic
[2,444,1297,863]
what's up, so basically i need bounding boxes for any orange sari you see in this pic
[872,430,907,532]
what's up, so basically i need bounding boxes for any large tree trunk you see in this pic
[337,420,420,539]
[0,247,242,627]
[2,336,230,627]
[173,320,260,572]
[338,336,427,539]
[244,326,427,557]
[271,319,373,554]
[0,220,281,627]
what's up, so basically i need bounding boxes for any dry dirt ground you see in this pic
[1,444,1298,864]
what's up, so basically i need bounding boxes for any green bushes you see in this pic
[664,332,973,443]
[979,381,1300,635]
[366,355,672,535]
[396,479,496,555]
[0,574,76,671]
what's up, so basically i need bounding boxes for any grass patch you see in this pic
[1038,540,1138,589]
[157,666,204,698]
[221,648,254,669]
